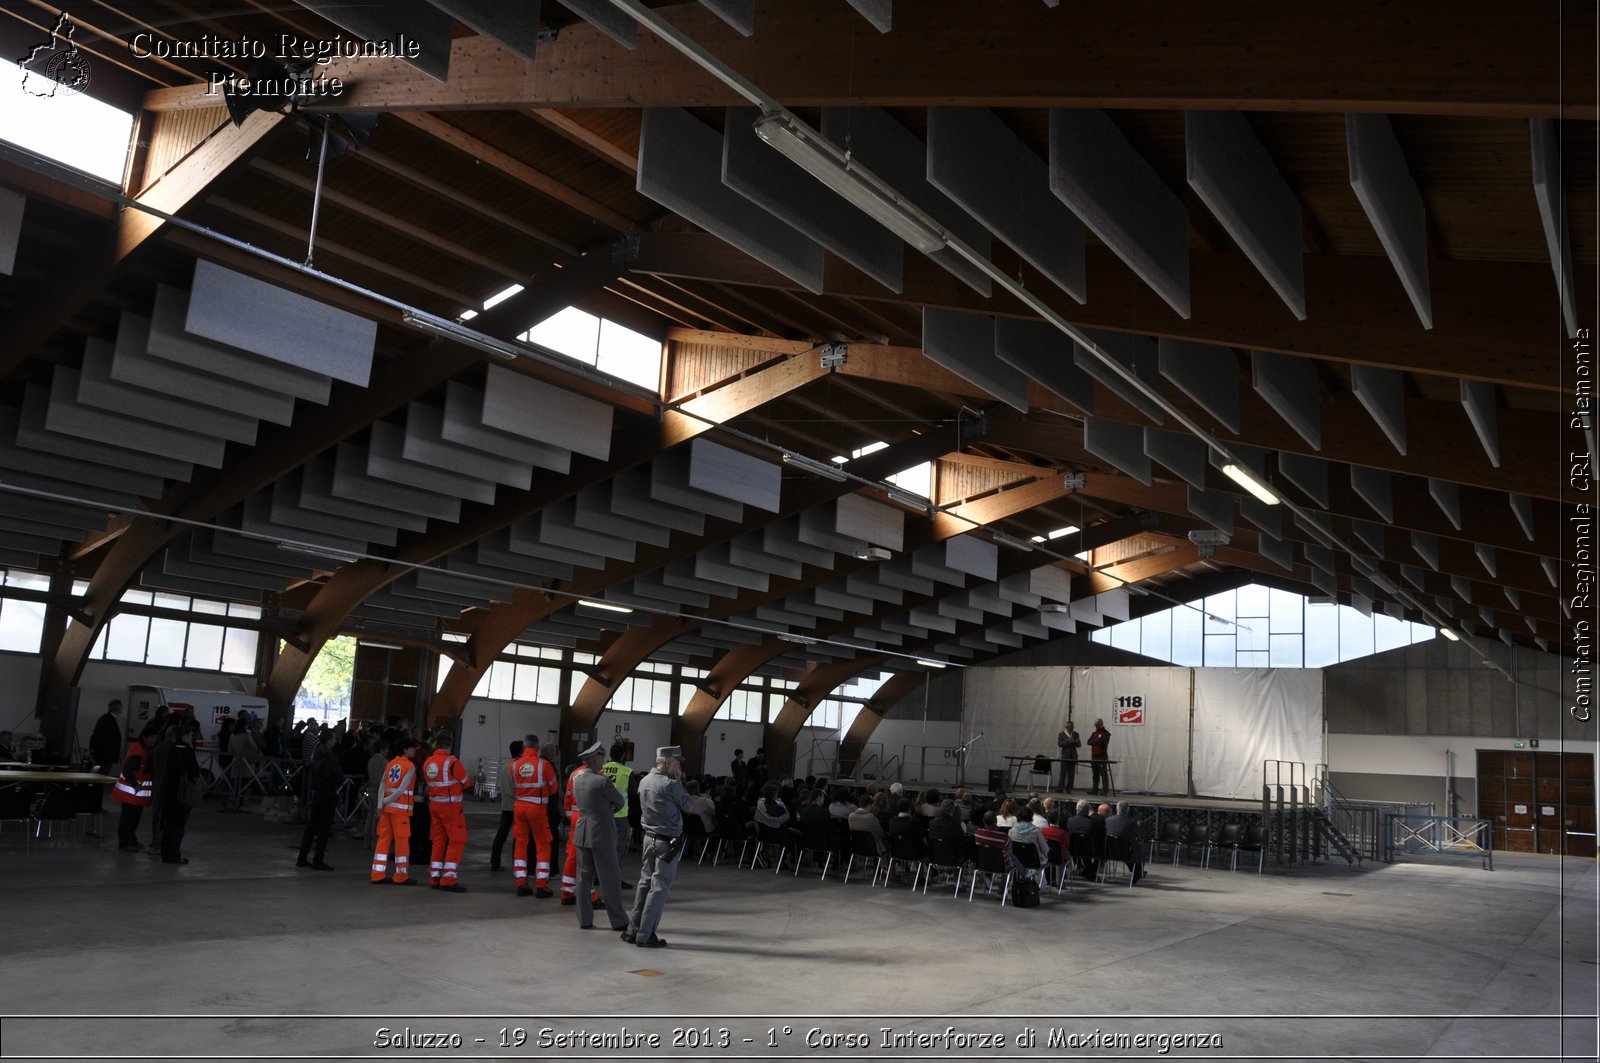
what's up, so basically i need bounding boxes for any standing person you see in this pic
[159,724,202,864]
[90,699,123,774]
[508,740,557,897]
[223,717,260,812]
[295,732,340,871]
[729,749,747,784]
[147,725,175,851]
[558,751,602,908]
[623,746,696,949]
[372,736,418,885]
[600,742,634,869]
[489,740,523,872]
[299,720,321,806]
[1088,718,1111,796]
[112,725,157,851]
[364,735,388,847]
[422,732,471,891]
[571,742,630,932]
[1056,719,1081,793]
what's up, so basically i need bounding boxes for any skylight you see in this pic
[521,306,663,391]
[0,57,133,184]
[831,441,933,499]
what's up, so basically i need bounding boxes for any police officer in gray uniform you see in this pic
[571,741,630,931]
[623,745,695,949]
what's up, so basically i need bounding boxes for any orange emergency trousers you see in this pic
[560,765,599,902]
[371,756,415,883]
[423,751,469,886]
[509,752,557,889]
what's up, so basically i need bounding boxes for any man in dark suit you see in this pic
[1103,800,1147,884]
[1055,719,1080,793]
[571,741,630,931]
[1066,799,1105,881]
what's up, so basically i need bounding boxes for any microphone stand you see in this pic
[953,731,983,787]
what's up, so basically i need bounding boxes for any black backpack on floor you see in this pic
[1012,875,1040,908]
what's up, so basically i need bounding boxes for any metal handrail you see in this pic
[879,754,901,782]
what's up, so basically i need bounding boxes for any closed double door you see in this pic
[1477,750,1595,856]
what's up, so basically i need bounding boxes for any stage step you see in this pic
[1311,808,1361,868]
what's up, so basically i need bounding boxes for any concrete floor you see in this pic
[2,804,1595,1062]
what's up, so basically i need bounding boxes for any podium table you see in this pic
[999,756,1119,796]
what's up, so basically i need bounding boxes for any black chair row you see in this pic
[1148,821,1266,872]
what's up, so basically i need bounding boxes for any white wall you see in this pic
[1328,733,1599,780]
[866,718,963,785]
[456,698,561,782]
[594,709,671,770]
[702,719,762,779]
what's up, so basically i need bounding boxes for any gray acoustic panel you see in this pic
[1277,452,1329,509]
[908,607,958,634]
[1459,379,1501,469]
[1400,565,1426,590]
[574,485,671,548]
[1239,496,1282,537]
[1530,118,1579,335]
[1076,329,1164,425]
[695,543,770,592]
[0,406,164,498]
[1449,575,1474,604]
[1144,428,1208,489]
[857,626,903,646]
[613,467,705,535]
[553,0,638,47]
[238,493,366,559]
[651,447,744,522]
[110,312,296,426]
[1068,599,1103,627]
[844,0,891,30]
[723,107,902,292]
[481,364,613,461]
[268,475,397,545]
[1427,479,1462,531]
[1350,465,1393,522]
[474,534,575,582]
[429,0,540,60]
[0,548,36,569]
[927,107,1086,302]
[1347,114,1432,329]
[1541,557,1559,588]
[1050,108,1190,319]
[299,456,429,533]
[1251,350,1320,449]
[690,438,781,513]
[50,367,226,467]
[728,532,801,578]
[836,493,904,552]
[946,535,999,581]
[1309,567,1338,597]
[200,529,317,578]
[539,499,636,562]
[1187,486,1234,533]
[150,557,283,594]
[798,505,866,556]
[610,579,705,609]
[149,284,331,404]
[1185,110,1305,320]
[846,571,902,605]
[662,558,740,599]
[1505,587,1521,609]
[934,597,982,624]
[639,108,824,292]
[19,386,191,480]
[1096,588,1131,622]
[923,308,1029,412]
[982,625,1025,648]
[367,420,497,505]
[698,0,754,34]
[994,317,1094,413]
[187,260,377,385]
[787,593,845,621]
[763,519,835,570]
[1412,531,1440,570]
[1027,566,1073,604]
[1508,494,1535,541]
[967,585,1015,616]
[909,546,965,588]
[1083,417,1151,484]
[1159,338,1239,433]
[1475,544,1497,577]
[877,557,935,595]
[1351,519,1386,556]
[0,186,21,276]
[415,567,515,604]
[334,443,461,523]
[1011,615,1049,638]
[821,106,993,295]
[403,402,532,490]
[291,0,453,77]
[814,582,876,613]
[1350,364,1408,455]
[82,337,257,444]
[753,605,812,629]
[443,381,571,474]
[1258,532,1293,571]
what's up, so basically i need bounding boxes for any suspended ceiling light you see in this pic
[991,530,1036,552]
[915,658,947,669]
[885,487,929,512]
[752,112,948,254]
[277,541,362,565]
[578,598,634,614]
[1439,627,1461,641]
[1221,462,1281,505]
[782,451,849,482]
[400,309,523,361]
[776,632,818,645]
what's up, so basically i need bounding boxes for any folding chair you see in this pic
[1046,836,1071,896]
[843,830,886,886]
[921,835,966,896]
[1028,754,1054,792]
[33,784,75,841]
[1068,831,1100,883]
[756,823,797,873]
[1150,820,1185,865]
[683,815,715,863]
[1098,834,1138,886]
[1182,823,1212,867]
[1012,841,1048,896]
[1237,823,1267,873]
[1208,822,1243,871]
[885,832,924,888]
[714,813,753,868]
[796,822,836,879]
[969,842,1013,904]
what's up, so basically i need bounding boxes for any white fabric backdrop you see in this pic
[959,666,1324,800]
[1191,668,1322,799]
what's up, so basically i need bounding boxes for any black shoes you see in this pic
[516,886,533,897]
[441,884,468,893]
[560,897,576,906]
[311,862,334,871]
[118,843,141,852]
[371,879,388,886]
[619,930,636,944]
[637,935,667,949]
[536,887,553,898]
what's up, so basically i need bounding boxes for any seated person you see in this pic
[797,788,831,831]
[1031,798,1051,827]
[916,789,943,818]
[684,779,716,832]
[973,810,1012,865]
[870,791,892,831]
[847,796,889,858]
[1040,808,1070,860]
[827,787,856,819]
[1008,808,1050,878]
[926,799,963,848]
[1103,800,1147,884]
[886,798,927,856]
[995,798,1020,829]
[1066,798,1105,880]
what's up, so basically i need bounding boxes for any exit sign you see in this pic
[1530,739,1540,748]
[1513,742,1525,749]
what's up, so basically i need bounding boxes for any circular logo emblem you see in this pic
[517,762,536,779]
[387,765,402,784]
[425,762,440,779]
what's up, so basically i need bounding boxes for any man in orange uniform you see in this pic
[509,741,558,897]
[422,731,472,892]
[113,724,157,851]
[372,735,418,886]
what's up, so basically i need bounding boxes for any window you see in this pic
[834,441,933,499]
[1090,583,1436,667]
[607,662,674,714]
[90,589,259,674]
[521,307,663,391]
[0,56,134,183]
[0,569,50,653]
[467,642,568,704]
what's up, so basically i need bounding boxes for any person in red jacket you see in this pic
[422,732,471,891]
[372,736,419,885]
[113,725,158,851]
[509,743,558,897]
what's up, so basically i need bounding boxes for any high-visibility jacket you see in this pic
[422,750,468,806]
[511,751,557,806]
[111,740,153,806]
[378,755,416,813]
[601,760,632,819]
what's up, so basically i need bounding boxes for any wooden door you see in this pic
[1477,750,1596,858]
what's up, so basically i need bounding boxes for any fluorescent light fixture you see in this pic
[854,545,892,561]
[578,598,634,614]
[885,487,929,512]
[359,640,404,651]
[1439,627,1460,641]
[401,309,524,362]
[753,112,948,254]
[1221,462,1280,505]
[991,530,1036,552]
[915,658,947,669]
[456,309,478,321]
[481,283,524,310]
[277,541,362,565]
[776,632,818,645]
[782,451,849,482]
